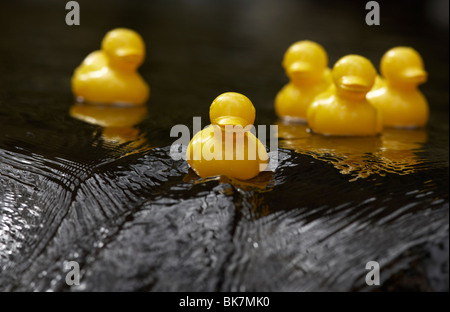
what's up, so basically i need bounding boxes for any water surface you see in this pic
[0,0,448,291]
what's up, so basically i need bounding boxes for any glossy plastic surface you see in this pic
[275,41,332,122]
[71,28,150,105]
[187,92,268,180]
[307,54,382,136]
[367,47,428,128]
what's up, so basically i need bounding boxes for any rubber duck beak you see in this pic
[401,68,427,84]
[213,116,251,128]
[339,76,371,92]
[288,61,313,79]
[116,48,143,64]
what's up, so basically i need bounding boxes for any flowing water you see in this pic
[0,0,448,291]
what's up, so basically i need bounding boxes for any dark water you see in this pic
[0,0,448,291]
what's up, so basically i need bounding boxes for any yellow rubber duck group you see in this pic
[71,28,429,181]
[276,41,429,133]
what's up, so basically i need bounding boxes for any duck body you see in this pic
[275,40,332,122]
[275,69,331,122]
[367,47,428,128]
[187,125,268,180]
[186,92,268,180]
[307,54,382,136]
[308,93,382,136]
[71,28,149,105]
[368,85,428,128]
[371,75,385,90]
[72,52,149,105]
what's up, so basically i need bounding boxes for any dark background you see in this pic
[0,0,448,139]
[0,0,448,292]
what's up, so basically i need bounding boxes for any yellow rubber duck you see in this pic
[367,47,428,128]
[307,54,382,136]
[186,92,268,180]
[71,28,150,105]
[371,75,385,91]
[275,40,332,122]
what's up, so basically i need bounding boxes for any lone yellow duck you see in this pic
[275,40,332,122]
[367,47,428,128]
[71,28,150,105]
[187,92,268,180]
[307,54,382,136]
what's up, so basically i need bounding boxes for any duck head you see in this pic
[282,40,328,85]
[380,47,427,88]
[332,55,376,99]
[209,92,256,128]
[102,28,146,71]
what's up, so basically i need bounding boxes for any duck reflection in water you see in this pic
[69,103,150,153]
[276,120,427,181]
[377,128,428,175]
[183,168,274,191]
